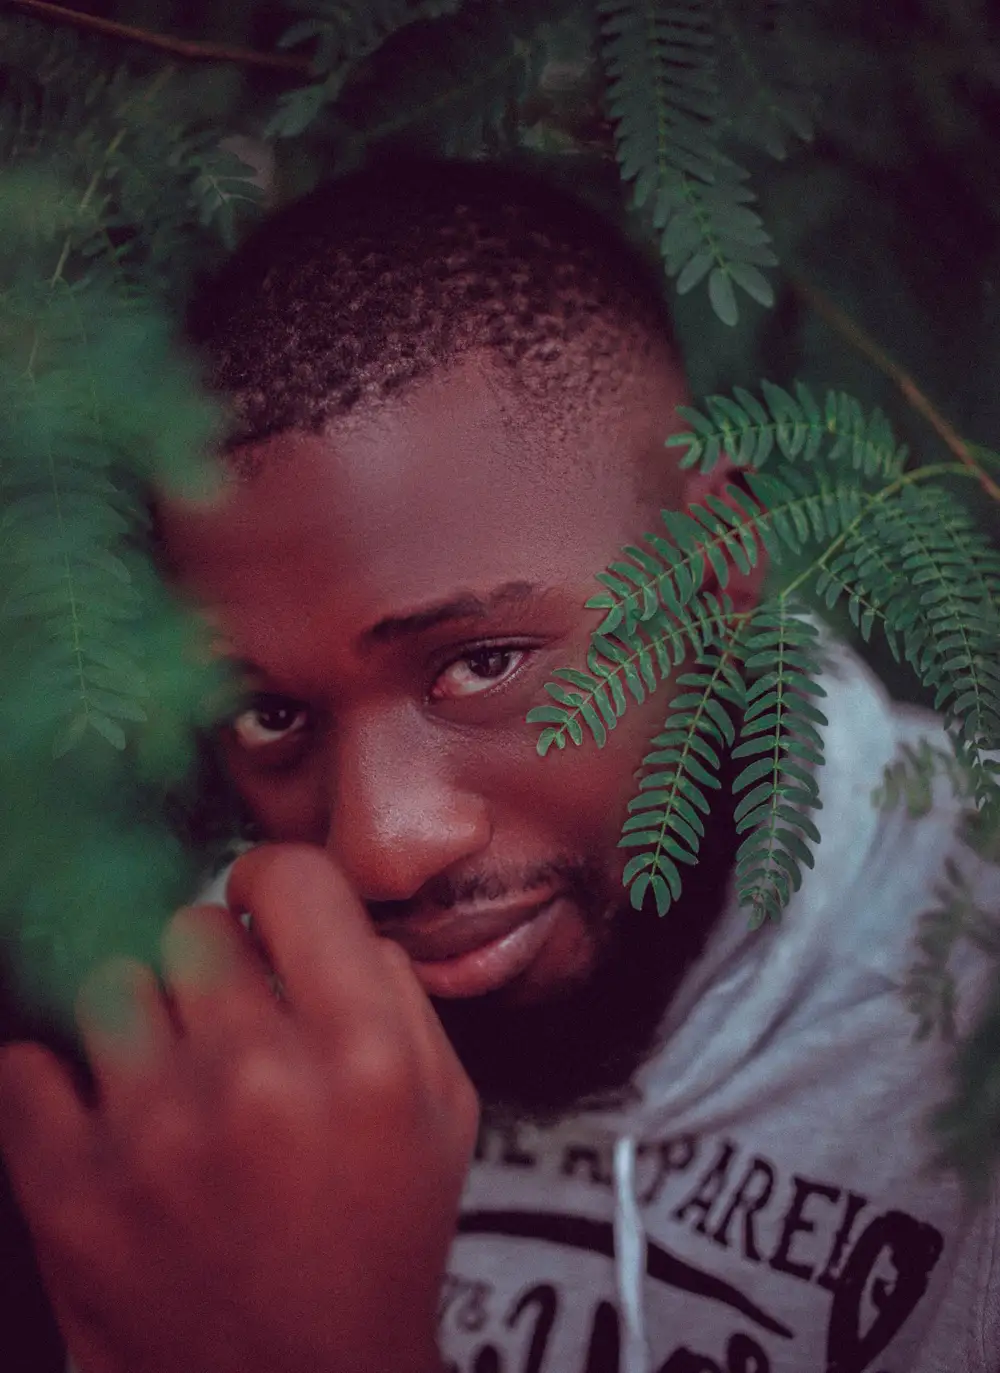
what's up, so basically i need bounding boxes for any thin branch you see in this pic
[6,0,314,74]
[790,273,1000,504]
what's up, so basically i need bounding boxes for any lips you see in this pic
[378,893,559,963]
[376,892,564,999]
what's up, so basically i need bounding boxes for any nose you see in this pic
[324,710,492,903]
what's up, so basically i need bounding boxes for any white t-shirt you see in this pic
[439,645,1000,1373]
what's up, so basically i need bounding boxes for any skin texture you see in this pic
[164,350,762,1114]
[0,348,763,1373]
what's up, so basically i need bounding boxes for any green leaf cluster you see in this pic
[267,0,466,138]
[263,0,816,322]
[266,0,542,158]
[0,278,238,1027]
[528,382,999,927]
[0,21,264,293]
[0,22,260,1028]
[596,0,812,323]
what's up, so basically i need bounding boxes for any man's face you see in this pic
[161,353,734,1119]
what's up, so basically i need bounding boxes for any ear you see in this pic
[678,459,767,617]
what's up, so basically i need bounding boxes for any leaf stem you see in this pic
[789,273,1000,503]
[7,0,313,74]
[49,125,128,287]
[776,460,966,604]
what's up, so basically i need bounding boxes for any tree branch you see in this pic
[790,273,1000,503]
[6,0,313,74]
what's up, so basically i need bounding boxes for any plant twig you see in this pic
[6,0,314,74]
[790,273,1000,503]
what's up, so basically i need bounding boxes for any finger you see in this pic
[0,1041,92,1196]
[226,844,388,1033]
[376,937,463,1072]
[75,957,177,1115]
[375,939,479,1136]
[161,902,279,1043]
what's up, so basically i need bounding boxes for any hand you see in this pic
[0,844,477,1373]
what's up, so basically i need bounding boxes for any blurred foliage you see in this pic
[0,0,998,1175]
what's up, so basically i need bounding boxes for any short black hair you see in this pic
[189,154,682,460]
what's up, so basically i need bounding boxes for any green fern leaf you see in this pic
[0,31,265,297]
[597,0,777,323]
[714,0,816,161]
[588,463,864,660]
[618,649,744,915]
[188,146,266,251]
[667,382,907,479]
[267,0,468,138]
[730,602,826,928]
[314,2,534,160]
[838,485,1000,766]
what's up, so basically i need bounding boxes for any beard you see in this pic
[423,806,738,1127]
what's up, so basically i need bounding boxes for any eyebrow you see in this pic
[360,580,542,648]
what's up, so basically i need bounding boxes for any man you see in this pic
[1,157,998,1373]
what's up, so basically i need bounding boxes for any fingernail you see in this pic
[163,917,231,988]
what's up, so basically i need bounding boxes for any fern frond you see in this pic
[730,601,826,927]
[813,543,904,650]
[810,487,974,674]
[842,485,1000,762]
[585,463,861,641]
[289,1,536,161]
[0,316,140,753]
[597,0,776,324]
[667,381,908,478]
[714,0,815,160]
[1,488,146,756]
[0,284,223,759]
[0,263,232,1024]
[619,647,745,914]
[278,0,466,73]
[526,606,718,754]
[0,23,264,294]
[188,144,266,253]
[267,0,470,140]
[527,447,871,754]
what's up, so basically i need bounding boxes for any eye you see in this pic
[430,647,527,701]
[230,695,310,750]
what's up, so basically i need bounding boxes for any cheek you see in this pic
[481,703,660,835]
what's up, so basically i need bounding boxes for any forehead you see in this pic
[160,358,680,670]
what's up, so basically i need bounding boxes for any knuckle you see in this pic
[341,1030,413,1100]
[223,1048,323,1142]
[229,1047,302,1111]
